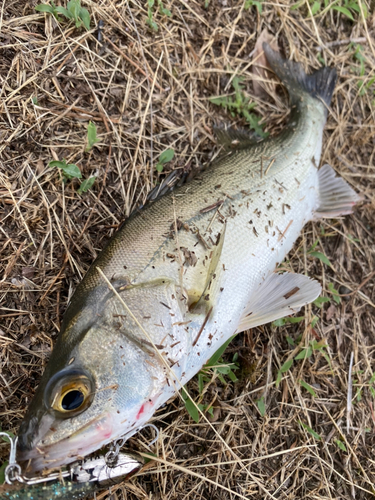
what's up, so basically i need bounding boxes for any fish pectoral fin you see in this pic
[189,224,226,311]
[236,272,321,333]
[314,164,363,218]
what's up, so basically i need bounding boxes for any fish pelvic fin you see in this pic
[263,43,337,108]
[236,272,321,333]
[315,164,363,218]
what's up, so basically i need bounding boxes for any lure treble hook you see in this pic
[0,433,22,485]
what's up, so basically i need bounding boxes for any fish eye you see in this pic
[53,382,89,413]
[45,368,94,418]
[61,389,84,411]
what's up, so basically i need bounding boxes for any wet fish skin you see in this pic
[17,44,360,472]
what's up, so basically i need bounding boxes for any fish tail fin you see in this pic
[263,43,337,107]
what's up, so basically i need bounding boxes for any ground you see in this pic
[1,0,375,499]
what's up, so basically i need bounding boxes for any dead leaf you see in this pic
[326,304,337,322]
[22,266,35,279]
[36,159,44,175]
[208,404,221,422]
[251,29,279,99]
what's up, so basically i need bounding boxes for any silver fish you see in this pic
[17,44,361,472]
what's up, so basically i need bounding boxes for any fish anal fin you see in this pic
[315,164,362,219]
[236,273,321,332]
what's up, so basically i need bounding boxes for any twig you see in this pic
[47,97,81,129]
[339,270,375,297]
[103,34,164,93]
[39,252,69,304]
[125,51,163,216]
[347,351,354,434]
[79,115,112,238]
[317,37,367,52]
[127,4,154,184]
[192,307,213,347]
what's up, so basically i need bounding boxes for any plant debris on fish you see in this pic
[17,43,361,473]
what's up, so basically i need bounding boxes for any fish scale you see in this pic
[18,44,361,473]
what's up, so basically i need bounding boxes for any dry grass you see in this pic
[1,0,375,498]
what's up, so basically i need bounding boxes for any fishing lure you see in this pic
[0,433,143,500]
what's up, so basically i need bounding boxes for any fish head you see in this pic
[17,298,163,474]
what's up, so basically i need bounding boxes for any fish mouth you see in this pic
[17,412,114,474]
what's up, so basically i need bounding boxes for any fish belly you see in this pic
[180,163,320,383]
[129,153,321,402]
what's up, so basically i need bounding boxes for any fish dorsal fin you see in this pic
[315,164,362,218]
[236,272,321,333]
[213,126,261,152]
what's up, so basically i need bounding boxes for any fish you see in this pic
[17,43,361,473]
